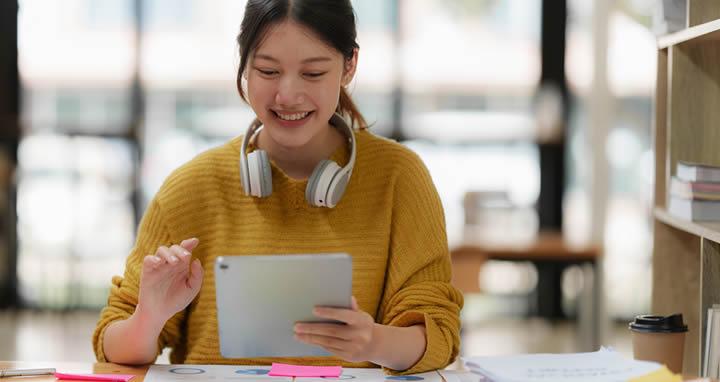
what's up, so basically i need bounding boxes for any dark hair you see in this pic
[236,0,367,130]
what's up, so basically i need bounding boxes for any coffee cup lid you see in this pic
[629,313,688,333]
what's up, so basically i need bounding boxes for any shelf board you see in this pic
[654,207,720,243]
[658,19,720,48]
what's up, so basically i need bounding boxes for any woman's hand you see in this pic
[136,238,204,326]
[293,296,378,362]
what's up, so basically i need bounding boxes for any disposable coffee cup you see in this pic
[629,313,688,373]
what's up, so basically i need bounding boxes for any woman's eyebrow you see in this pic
[254,53,332,64]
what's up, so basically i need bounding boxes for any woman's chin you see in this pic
[265,129,314,149]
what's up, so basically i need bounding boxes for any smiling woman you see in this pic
[237,2,366,180]
[92,0,463,375]
[243,20,355,179]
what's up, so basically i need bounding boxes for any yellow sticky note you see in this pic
[629,366,682,382]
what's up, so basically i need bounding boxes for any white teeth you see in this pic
[275,111,310,121]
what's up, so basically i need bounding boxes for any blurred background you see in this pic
[0,0,665,363]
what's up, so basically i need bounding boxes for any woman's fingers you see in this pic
[170,244,191,263]
[143,254,162,270]
[180,238,199,252]
[156,246,179,264]
[143,239,200,279]
[294,332,348,350]
[294,322,352,340]
[313,306,359,325]
[151,238,199,267]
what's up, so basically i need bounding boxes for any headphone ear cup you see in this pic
[306,160,342,207]
[257,150,272,197]
[247,150,273,197]
[326,169,350,208]
[305,160,330,206]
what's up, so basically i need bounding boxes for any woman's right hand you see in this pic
[137,238,204,325]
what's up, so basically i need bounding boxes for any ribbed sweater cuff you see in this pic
[382,311,447,375]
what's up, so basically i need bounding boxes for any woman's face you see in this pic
[246,20,355,150]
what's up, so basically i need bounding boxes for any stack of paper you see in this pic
[145,365,444,382]
[463,349,663,382]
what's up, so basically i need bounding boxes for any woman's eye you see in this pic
[304,72,327,78]
[256,69,278,76]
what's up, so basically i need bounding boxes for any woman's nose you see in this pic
[275,77,305,106]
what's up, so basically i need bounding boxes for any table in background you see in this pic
[450,231,602,351]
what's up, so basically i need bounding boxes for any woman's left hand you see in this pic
[294,296,377,362]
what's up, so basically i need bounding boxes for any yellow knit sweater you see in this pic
[92,129,463,374]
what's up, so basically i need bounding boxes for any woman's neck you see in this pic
[256,124,345,180]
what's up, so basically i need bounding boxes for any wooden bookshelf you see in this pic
[658,19,720,48]
[652,0,720,375]
[655,208,720,244]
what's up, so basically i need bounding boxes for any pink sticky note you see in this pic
[55,372,136,382]
[268,363,342,377]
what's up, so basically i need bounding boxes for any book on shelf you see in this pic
[670,177,720,201]
[704,304,720,378]
[669,162,720,220]
[677,161,720,183]
[668,196,720,221]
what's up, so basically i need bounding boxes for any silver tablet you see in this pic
[214,253,353,358]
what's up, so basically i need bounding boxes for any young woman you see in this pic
[93,0,462,374]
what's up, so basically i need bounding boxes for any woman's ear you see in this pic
[342,48,358,87]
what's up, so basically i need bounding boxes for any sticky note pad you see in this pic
[55,372,136,382]
[268,363,342,377]
[628,366,682,382]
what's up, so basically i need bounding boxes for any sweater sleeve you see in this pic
[378,151,464,374]
[92,197,187,362]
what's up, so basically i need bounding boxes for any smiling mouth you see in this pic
[272,110,314,121]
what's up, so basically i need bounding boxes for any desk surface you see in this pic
[0,362,149,382]
[0,361,712,382]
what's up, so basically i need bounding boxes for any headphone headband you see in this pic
[239,113,356,207]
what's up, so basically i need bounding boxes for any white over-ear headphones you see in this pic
[239,113,357,208]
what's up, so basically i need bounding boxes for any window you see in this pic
[18,0,136,308]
